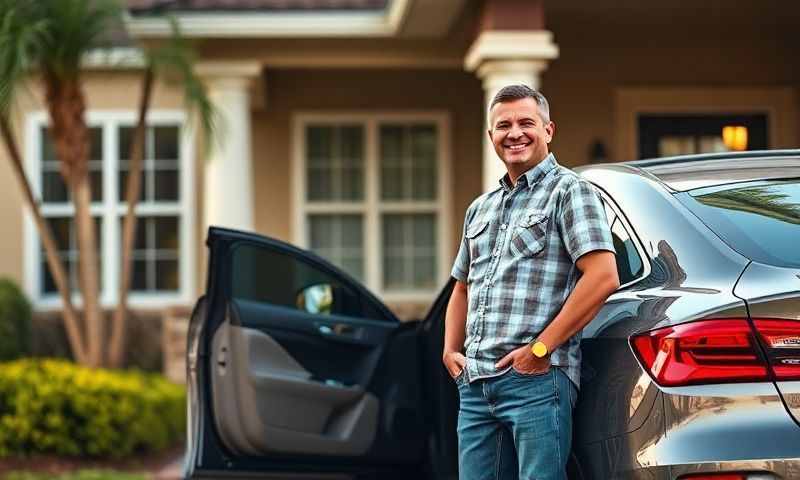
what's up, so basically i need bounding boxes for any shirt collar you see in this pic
[499,153,558,191]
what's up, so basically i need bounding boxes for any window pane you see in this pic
[42,127,102,203]
[380,124,437,201]
[41,216,102,294]
[154,169,179,201]
[122,216,180,292]
[119,124,181,202]
[154,126,179,161]
[308,214,364,282]
[306,125,364,201]
[382,214,437,290]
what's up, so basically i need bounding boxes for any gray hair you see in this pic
[489,84,551,124]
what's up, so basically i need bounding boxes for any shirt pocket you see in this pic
[465,221,489,280]
[510,213,548,257]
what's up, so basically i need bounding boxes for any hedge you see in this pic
[0,279,31,361]
[0,359,185,458]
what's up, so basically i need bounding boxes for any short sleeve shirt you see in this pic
[451,153,615,388]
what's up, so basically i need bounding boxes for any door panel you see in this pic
[188,228,428,478]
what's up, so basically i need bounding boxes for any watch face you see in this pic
[532,342,548,358]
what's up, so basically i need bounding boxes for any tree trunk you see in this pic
[44,74,104,367]
[0,116,89,365]
[108,66,154,368]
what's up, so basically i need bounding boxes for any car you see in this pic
[184,149,800,479]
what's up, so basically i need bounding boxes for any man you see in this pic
[442,84,620,480]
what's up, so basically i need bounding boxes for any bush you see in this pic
[0,359,185,458]
[0,279,31,361]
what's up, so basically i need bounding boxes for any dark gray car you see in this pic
[185,150,800,479]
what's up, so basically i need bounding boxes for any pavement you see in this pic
[153,453,184,480]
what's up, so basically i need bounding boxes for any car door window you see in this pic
[600,197,648,287]
[610,218,645,285]
[230,242,389,321]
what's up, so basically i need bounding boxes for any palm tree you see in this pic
[0,1,216,367]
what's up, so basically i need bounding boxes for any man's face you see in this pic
[488,97,555,172]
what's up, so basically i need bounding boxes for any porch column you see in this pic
[199,62,261,231]
[464,0,559,192]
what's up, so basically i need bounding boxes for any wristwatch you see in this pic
[530,340,549,359]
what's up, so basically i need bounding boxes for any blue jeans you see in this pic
[455,367,577,480]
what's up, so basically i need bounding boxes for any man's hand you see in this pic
[495,344,550,375]
[443,350,467,378]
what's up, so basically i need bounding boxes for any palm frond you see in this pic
[0,3,49,115]
[146,16,222,153]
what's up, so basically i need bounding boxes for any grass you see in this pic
[3,470,147,480]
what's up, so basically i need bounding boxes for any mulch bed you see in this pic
[0,444,184,477]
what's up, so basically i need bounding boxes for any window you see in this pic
[638,114,768,158]
[231,242,387,322]
[295,114,451,301]
[26,111,193,308]
[600,196,649,288]
[676,180,800,268]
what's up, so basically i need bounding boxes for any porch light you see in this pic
[722,125,748,151]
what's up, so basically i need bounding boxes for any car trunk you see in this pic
[734,261,800,427]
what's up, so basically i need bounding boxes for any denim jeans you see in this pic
[455,367,577,480]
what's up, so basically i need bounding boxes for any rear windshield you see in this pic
[676,179,800,268]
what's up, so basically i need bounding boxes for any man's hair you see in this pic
[489,84,551,124]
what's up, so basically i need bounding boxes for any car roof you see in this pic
[624,149,800,192]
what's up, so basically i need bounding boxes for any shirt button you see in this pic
[500,224,507,230]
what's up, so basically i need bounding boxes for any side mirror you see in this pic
[296,283,334,315]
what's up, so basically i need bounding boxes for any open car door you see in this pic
[185,227,430,479]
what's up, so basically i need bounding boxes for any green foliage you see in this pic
[0,0,122,114]
[0,279,31,361]
[0,359,185,458]
[4,470,146,480]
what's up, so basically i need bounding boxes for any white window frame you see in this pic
[23,110,196,310]
[292,112,453,304]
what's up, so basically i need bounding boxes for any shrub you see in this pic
[0,279,31,361]
[0,359,185,458]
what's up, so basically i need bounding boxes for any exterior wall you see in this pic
[0,71,190,306]
[543,8,800,165]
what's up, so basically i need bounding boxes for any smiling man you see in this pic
[442,85,620,480]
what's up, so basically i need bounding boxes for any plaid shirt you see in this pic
[451,153,614,388]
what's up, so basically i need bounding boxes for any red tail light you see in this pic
[630,319,767,386]
[631,318,800,386]
[753,318,800,381]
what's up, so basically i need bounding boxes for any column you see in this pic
[199,62,261,231]
[465,30,559,192]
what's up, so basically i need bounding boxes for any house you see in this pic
[0,0,797,335]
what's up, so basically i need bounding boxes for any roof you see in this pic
[126,0,389,14]
[629,150,800,191]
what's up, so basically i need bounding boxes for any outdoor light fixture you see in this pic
[722,125,748,151]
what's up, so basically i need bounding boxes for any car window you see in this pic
[677,179,800,268]
[230,242,389,321]
[600,197,646,287]
[610,218,645,285]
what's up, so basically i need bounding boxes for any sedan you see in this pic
[184,150,800,479]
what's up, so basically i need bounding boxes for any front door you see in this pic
[186,227,429,479]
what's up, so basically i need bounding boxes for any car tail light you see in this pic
[752,318,800,381]
[631,318,800,386]
[630,319,768,386]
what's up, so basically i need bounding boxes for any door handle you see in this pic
[317,323,356,337]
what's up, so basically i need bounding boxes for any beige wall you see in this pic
[543,5,800,165]
[0,71,187,296]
